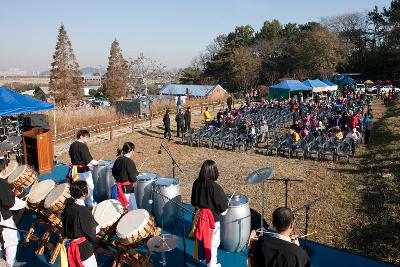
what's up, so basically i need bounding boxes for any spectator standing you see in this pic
[184,107,191,131]
[175,109,184,137]
[204,107,211,127]
[163,110,171,141]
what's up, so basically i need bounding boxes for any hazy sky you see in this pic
[0,0,392,72]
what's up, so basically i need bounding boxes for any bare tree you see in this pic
[128,53,166,97]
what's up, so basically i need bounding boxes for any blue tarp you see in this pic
[303,79,330,88]
[0,87,54,116]
[269,80,312,92]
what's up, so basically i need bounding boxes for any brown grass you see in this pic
[58,98,398,264]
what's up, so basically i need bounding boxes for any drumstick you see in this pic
[298,231,317,239]
[227,192,236,205]
[138,158,148,172]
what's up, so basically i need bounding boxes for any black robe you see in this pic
[191,179,228,222]
[254,236,311,267]
[0,178,15,220]
[68,141,93,172]
[112,155,139,193]
[62,201,98,261]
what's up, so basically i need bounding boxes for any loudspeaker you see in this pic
[23,114,49,129]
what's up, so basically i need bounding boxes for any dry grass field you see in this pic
[59,98,399,264]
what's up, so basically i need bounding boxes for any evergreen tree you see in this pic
[49,25,82,105]
[103,39,129,103]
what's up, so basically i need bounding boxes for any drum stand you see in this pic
[24,207,65,264]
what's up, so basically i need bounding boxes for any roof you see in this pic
[0,87,54,116]
[303,79,329,88]
[322,80,336,86]
[159,84,224,97]
[269,80,312,92]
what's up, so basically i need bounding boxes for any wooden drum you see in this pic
[2,161,18,179]
[7,165,39,196]
[27,180,57,209]
[116,209,160,245]
[92,199,125,239]
[44,183,71,214]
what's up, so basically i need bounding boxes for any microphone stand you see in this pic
[266,178,304,208]
[293,197,322,252]
[152,187,207,267]
[160,142,184,178]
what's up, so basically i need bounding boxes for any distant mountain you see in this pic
[40,66,106,76]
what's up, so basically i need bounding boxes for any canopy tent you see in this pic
[364,80,374,85]
[0,87,54,116]
[269,80,312,99]
[334,75,356,88]
[303,79,333,92]
[322,79,339,91]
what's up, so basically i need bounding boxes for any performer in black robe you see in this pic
[253,207,310,267]
[0,158,27,267]
[111,142,139,210]
[191,160,228,267]
[62,181,98,267]
[68,129,98,207]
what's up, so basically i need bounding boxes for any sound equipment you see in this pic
[23,114,49,129]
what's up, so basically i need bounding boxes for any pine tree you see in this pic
[49,25,82,105]
[103,39,129,103]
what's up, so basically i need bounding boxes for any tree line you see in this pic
[49,25,166,105]
[180,0,400,92]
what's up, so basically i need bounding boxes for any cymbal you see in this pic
[245,167,273,185]
[147,234,179,252]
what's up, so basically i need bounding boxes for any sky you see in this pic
[0,0,393,72]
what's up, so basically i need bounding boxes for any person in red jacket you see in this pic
[191,160,228,267]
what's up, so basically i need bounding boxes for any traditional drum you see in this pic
[116,209,160,245]
[7,165,38,196]
[92,199,125,238]
[27,179,57,208]
[220,193,251,253]
[153,178,180,227]
[1,160,18,179]
[135,172,159,214]
[94,161,115,201]
[44,183,71,214]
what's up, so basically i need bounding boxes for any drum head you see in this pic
[137,172,159,182]
[155,178,178,187]
[93,199,124,228]
[7,165,27,183]
[227,193,248,207]
[116,209,149,240]
[2,161,18,179]
[28,180,56,204]
[44,183,69,209]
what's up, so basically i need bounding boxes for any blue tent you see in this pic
[269,80,311,99]
[0,87,54,116]
[303,79,332,92]
[322,80,335,86]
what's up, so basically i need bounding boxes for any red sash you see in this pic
[116,181,131,207]
[67,237,87,267]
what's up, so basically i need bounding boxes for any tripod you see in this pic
[266,178,304,208]
[159,142,183,178]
